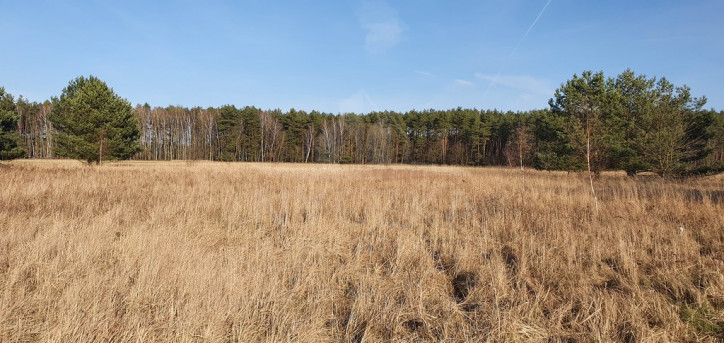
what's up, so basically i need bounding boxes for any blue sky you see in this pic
[1,0,722,113]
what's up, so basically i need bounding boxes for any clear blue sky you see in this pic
[1,0,722,113]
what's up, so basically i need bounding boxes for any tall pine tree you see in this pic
[50,76,140,164]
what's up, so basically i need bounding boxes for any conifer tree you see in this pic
[50,76,140,164]
[0,88,25,160]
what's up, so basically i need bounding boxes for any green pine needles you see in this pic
[0,88,25,161]
[49,76,140,164]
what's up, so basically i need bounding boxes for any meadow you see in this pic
[1,160,722,342]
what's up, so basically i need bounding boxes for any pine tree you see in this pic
[0,88,26,160]
[217,105,243,161]
[49,76,140,164]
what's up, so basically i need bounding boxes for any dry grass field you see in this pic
[1,160,723,342]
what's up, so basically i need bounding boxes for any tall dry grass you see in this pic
[1,160,723,342]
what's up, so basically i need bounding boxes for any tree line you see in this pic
[1,70,723,175]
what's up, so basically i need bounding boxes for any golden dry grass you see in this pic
[1,160,723,342]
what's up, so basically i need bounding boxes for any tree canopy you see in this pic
[1,70,722,175]
[0,88,25,160]
[544,69,714,176]
[49,76,140,164]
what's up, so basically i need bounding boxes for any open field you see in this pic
[1,160,723,342]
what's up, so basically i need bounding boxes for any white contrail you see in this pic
[483,0,553,99]
[520,0,553,47]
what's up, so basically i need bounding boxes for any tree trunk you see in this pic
[586,121,598,214]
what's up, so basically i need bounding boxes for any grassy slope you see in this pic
[1,160,723,342]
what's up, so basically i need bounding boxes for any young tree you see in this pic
[609,70,655,175]
[541,69,714,179]
[260,110,283,162]
[505,120,534,170]
[635,80,711,176]
[549,71,613,173]
[533,110,582,171]
[50,76,140,164]
[303,123,315,163]
[0,88,26,160]
[549,71,614,212]
[320,116,337,162]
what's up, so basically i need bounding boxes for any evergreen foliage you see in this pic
[49,76,140,164]
[2,70,722,175]
[0,88,25,160]
[546,70,715,176]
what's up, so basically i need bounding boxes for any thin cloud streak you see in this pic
[475,73,553,95]
[454,79,475,87]
[482,0,553,99]
[520,0,553,47]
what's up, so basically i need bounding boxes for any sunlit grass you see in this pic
[1,160,722,341]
